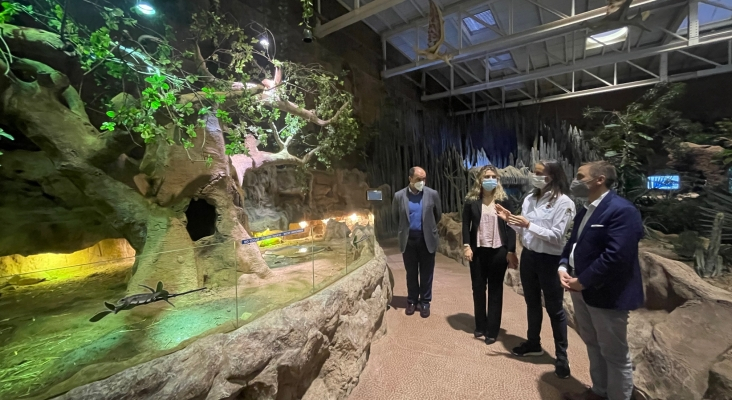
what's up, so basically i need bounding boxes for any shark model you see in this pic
[582,0,652,34]
[89,281,206,322]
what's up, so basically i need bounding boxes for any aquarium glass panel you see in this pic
[0,241,237,400]
[237,225,323,324]
[345,214,376,275]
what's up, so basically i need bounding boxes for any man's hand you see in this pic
[464,246,473,262]
[507,252,519,269]
[566,278,584,292]
[558,269,572,290]
[508,215,530,228]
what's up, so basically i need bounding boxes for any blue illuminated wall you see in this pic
[647,175,681,190]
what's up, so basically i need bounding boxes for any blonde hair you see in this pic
[466,165,507,202]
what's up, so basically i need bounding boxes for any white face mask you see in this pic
[413,181,425,192]
[530,173,548,189]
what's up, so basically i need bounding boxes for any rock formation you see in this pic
[668,142,726,188]
[437,212,466,265]
[49,245,391,400]
[240,166,373,233]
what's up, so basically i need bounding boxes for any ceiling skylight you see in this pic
[678,0,732,32]
[463,10,496,33]
[586,27,629,50]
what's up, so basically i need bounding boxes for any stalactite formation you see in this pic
[368,100,598,236]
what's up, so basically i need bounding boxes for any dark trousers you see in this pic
[470,246,508,338]
[520,248,568,361]
[402,231,436,304]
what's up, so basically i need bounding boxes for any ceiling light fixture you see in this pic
[135,1,156,15]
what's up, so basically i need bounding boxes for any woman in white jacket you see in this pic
[496,160,576,379]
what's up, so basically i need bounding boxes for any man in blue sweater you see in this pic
[558,161,644,400]
[392,166,442,318]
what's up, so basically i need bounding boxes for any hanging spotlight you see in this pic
[135,1,156,15]
[302,28,313,43]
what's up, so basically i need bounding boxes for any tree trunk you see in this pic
[0,57,270,295]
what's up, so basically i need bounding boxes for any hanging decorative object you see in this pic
[416,0,453,65]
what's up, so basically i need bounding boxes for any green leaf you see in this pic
[637,133,653,141]
[186,75,198,84]
[106,110,116,118]
[0,129,13,140]
[604,151,618,157]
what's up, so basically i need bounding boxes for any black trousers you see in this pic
[470,246,508,338]
[519,248,568,361]
[402,231,436,304]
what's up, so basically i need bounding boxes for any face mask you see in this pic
[530,174,548,189]
[413,181,425,192]
[482,178,498,191]
[570,179,591,198]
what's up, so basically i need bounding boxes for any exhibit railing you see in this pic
[0,217,376,400]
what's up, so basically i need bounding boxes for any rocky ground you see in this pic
[437,213,732,400]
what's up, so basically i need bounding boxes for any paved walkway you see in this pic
[349,241,592,400]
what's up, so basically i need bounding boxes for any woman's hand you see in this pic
[507,252,519,269]
[464,246,473,262]
[494,203,512,222]
[508,215,530,228]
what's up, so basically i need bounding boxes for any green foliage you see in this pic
[0,127,13,166]
[7,0,361,167]
[0,1,25,23]
[641,196,703,234]
[715,121,732,168]
[583,83,698,196]
[300,0,314,29]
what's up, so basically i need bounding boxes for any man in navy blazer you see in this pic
[558,161,644,400]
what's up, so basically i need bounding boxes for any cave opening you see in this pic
[185,199,217,241]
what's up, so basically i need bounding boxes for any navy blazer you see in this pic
[559,190,644,311]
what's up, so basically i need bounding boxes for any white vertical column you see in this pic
[689,0,700,45]
[660,52,668,82]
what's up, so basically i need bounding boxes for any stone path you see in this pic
[349,241,592,400]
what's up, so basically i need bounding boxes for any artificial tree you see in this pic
[0,0,361,293]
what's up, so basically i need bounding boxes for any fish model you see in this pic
[89,281,206,322]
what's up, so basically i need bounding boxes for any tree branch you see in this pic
[301,146,321,165]
[194,42,215,82]
[0,24,76,76]
[269,98,348,126]
[269,121,286,151]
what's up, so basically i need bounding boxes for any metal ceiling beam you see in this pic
[382,0,664,78]
[452,63,732,114]
[315,0,407,38]
[382,0,500,38]
[422,27,732,100]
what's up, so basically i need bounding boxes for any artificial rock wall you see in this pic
[243,166,374,233]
